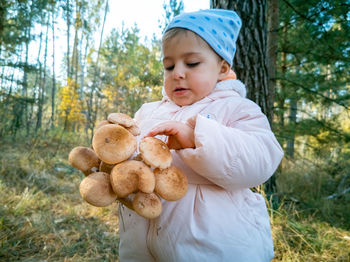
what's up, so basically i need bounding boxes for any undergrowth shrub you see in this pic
[276,156,350,230]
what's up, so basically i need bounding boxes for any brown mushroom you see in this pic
[110,160,155,198]
[92,124,137,164]
[79,172,117,207]
[139,137,172,169]
[132,192,162,219]
[68,146,100,176]
[154,165,188,201]
[107,113,136,128]
[126,124,140,136]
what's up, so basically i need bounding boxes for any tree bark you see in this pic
[66,0,71,81]
[51,7,56,128]
[286,96,297,157]
[267,0,279,125]
[23,26,30,134]
[211,0,278,194]
[211,0,272,123]
[36,14,49,131]
[87,0,108,141]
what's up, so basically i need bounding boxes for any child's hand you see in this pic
[146,117,197,150]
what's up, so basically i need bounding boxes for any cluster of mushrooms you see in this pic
[68,113,188,219]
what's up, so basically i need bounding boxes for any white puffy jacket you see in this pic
[118,79,284,262]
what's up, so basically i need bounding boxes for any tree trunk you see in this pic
[211,0,272,123]
[211,0,279,194]
[87,0,109,141]
[23,26,30,134]
[286,96,297,158]
[36,15,49,131]
[71,16,78,83]
[265,0,279,193]
[66,0,71,81]
[267,0,279,124]
[51,8,56,128]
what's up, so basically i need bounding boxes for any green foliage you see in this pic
[275,0,350,143]
[159,0,184,32]
[57,78,85,131]
[94,26,163,118]
[272,1,350,200]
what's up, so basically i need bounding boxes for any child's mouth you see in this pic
[174,88,188,95]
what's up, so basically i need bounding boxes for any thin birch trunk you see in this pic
[36,14,49,131]
[51,7,56,128]
[66,0,71,81]
[87,0,108,141]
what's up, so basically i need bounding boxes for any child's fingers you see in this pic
[167,137,182,150]
[146,124,179,137]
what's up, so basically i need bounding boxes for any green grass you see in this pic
[0,132,349,261]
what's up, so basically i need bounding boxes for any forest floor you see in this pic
[0,132,349,261]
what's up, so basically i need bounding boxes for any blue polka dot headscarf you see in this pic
[165,9,242,67]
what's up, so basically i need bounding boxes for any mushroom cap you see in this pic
[139,137,172,169]
[92,124,137,164]
[99,161,115,174]
[107,113,136,128]
[95,119,111,131]
[132,192,162,219]
[68,146,100,176]
[110,160,155,198]
[154,165,188,201]
[126,125,140,136]
[79,172,117,207]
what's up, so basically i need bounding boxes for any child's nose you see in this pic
[173,64,185,79]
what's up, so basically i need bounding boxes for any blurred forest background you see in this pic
[0,0,349,261]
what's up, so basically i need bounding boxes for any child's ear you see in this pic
[218,61,231,81]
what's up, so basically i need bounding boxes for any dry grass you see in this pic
[270,202,350,261]
[0,132,120,261]
[270,158,350,261]
[0,132,349,261]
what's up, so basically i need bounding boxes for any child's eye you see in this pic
[187,62,200,67]
[164,65,174,71]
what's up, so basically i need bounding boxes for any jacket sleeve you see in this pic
[177,101,284,191]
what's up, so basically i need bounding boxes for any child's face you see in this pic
[162,31,228,106]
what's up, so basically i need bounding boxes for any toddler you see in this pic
[118,9,284,262]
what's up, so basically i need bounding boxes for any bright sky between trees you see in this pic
[39,0,210,79]
[106,0,210,40]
